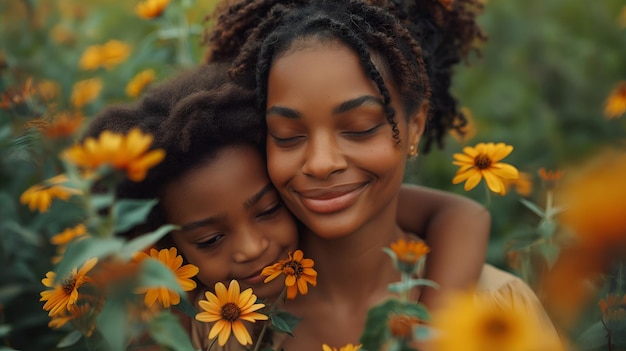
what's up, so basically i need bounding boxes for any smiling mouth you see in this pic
[296,182,368,214]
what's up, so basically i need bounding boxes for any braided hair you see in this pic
[204,0,485,152]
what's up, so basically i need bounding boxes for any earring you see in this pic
[409,145,418,159]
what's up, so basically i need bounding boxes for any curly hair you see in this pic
[204,0,486,152]
[82,62,264,232]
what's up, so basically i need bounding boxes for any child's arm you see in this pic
[396,184,490,310]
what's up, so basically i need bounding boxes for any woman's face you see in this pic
[162,144,298,300]
[265,40,425,239]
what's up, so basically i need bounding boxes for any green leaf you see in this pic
[360,299,402,351]
[0,325,11,338]
[149,311,196,351]
[0,284,24,304]
[119,224,178,260]
[387,279,439,294]
[90,193,115,212]
[537,219,558,239]
[401,303,431,322]
[175,295,199,318]
[576,321,609,349]
[138,258,184,295]
[519,198,545,218]
[96,294,129,351]
[382,247,399,269]
[54,236,124,283]
[112,198,158,234]
[413,325,433,341]
[56,330,83,348]
[270,311,301,336]
[538,241,560,269]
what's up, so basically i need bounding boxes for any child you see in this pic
[203,0,558,349]
[84,59,491,349]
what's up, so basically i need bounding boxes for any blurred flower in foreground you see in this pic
[40,258,98,316]
[79,40,131,71]
[20,174,81,212]
[36,79,61,102]
[134,247,199,308]
[452,142,519,195]
[50,224,89,263]
[604,81,626,119]
[388,314,422,340]
[0,77,35,109]
[432,293,552,351]
[195,280,268,346]
[126,69,156,97]
[322,344,362,351]
[63,128,165,182]
[262,249,317,300]
[71,77,102,108]
[136,0,170,19]
[450,106,477,143]
[387,239,430,274]
[43,111,85,138]
[48,304,97,337]
[599,293,626,322]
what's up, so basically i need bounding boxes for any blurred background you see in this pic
[1,0,625,350]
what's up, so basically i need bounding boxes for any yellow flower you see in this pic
[604,81,626,119]
[503,171,533,197]
[63,128,166,182]
[262,249,317,300]
[43,111,85,138]
[136,0,170,19]
[134,247,199,308]
[125,69,156,97]
[40,258,98,316]
[36,79,61,101]
[389,239,430,265]
[71,78,102,108]
[322,344,362,351]
[558,151,626,246]
[51,224,87,246]
[48,304,97,337]
[195,280,268,346]
[19,174,81,212]
[432,293,547,351]
[79,40,131,71]
[452,142,519,195]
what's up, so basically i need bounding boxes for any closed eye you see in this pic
[269,134,305,146]
[257,203,283,220]
[196,233,225,249]
[344,124,382,138]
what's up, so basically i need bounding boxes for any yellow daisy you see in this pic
[19,174,81,212]
[262,249,317,300]
[125,69,156,97]
[70,78,102,108]
[322,344,362,351]
[604,81,626,119]
[62,128,165,182]
[79,40,131,71]
[432,293,547,351]
[40,258,98,316]
[195,280,268,346]
[134,247,199,308]
[136,0,170,19]
[452,142,519,195]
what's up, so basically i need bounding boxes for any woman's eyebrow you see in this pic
[244,183,274,209]
[333,95,382,114]
[266,106,301,119]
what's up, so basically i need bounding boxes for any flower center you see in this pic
[62,275,77,295]
[283,261,303,278]
[221,302,241,322]
[474,154,492,170]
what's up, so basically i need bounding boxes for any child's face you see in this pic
[265,40,424,239]
[161,144,298,300]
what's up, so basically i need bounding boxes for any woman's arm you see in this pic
[397,184,490,310]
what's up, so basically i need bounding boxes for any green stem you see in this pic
[545,190,553,220]
[484,182,492,209]
[253,287,287,351]
[206,336,217,351]
[401,272,410,302]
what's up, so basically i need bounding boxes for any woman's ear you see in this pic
[407,101,429,151]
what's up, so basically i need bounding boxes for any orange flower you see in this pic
[262,249,317,300]
[538,168,563,190]
[63,128,165,182]
[40,258,98,316]
[0,77,35,110]
[504,171,533,197]
[604,81,626,119]
[134,247,199,308]
[70,78,102,108]
[388,314,421,340]
[390,239,430,265]
[452,142,519,195]
[136,0,170,19]
[79,40,131,71]
[599,293,626,322]
[125,69,156,97]
[19,174,81,212]
[42,111,85,138]
[195,280,268,346]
